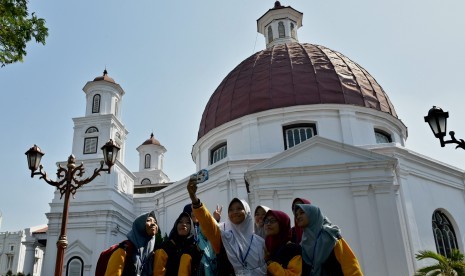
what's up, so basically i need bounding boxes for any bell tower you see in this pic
[42,70,135,276]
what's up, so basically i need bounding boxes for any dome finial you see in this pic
[150,132,154,138]
[274,1,282,8]
[103,68,108,76]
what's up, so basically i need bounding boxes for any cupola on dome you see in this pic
[93,69,116,84]
[141,133,161,146]
[197,3,397,140]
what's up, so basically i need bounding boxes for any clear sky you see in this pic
[1,0,465,232]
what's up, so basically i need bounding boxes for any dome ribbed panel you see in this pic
[197,42,397,140]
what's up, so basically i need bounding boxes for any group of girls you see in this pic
[104,179,363,275]
[187,178,363,276]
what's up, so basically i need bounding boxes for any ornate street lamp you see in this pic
[424,106,465,150]
[25,139,120,276]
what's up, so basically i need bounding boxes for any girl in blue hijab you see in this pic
[295,204,363,276]
[105,211,157,276]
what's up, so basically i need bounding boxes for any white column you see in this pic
[22,240,35,275]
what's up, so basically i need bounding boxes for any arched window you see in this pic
[211,143,227,164]
[283,124,317,149]
[84,127,99,154]
[66,256,83,276]
[141,178,151,185]
[290,23,296,38]
[375,129,392,143]
[92,94,101,113]
[144,154,151,169]
[432,210,458,257]
[278,22,285,38]
[85,127,98,133]
[267,26,273,44]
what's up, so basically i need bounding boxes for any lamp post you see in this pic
[25,139,120,276]
[424,106,465,150]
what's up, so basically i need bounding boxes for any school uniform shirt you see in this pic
[193,199,267,276]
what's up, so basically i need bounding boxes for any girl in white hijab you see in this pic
[187,179,267,276]
[253,205,270,239]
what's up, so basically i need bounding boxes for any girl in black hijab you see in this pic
[154,212,201,275]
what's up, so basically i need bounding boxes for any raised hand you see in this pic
[213,204,223,222]
[187,175,199,203]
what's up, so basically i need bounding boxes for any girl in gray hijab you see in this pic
[295,204,362,276]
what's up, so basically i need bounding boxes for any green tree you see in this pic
[415,249,465,276]
[0,0,48,67]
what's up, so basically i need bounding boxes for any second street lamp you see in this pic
[424,106,465,150]
[25,139,120,276]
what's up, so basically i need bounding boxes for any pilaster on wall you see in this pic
[339,110,356,145]
[22,233,36,275]
[351,182,411,276]
[252,189,294,211]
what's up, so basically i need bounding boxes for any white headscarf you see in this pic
[253,205,270,239]
[221,198,267,276]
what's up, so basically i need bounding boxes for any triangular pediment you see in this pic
[67,239,93,255]
[249,136,396,170]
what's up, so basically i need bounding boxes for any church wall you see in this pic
[397,158,465,255]
[244,143,416,275]
[193,104,407,170]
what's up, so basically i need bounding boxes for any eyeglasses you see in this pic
[263,218,277,225]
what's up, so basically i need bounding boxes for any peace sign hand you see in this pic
[213,204,223,222]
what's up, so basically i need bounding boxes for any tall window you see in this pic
[211,143,227,164]
[7,255,13,270]
[278,22,285,38]
[267,26,273,44]
[375,129,392,143]
[432,210,458,258]
[92,94,101,113]
[290,23,296,38]
[283,124,317,149]
[145,154,151,169]
[115,99,119,116]
[34,257,39,273]
[84,137,98,154]
[66,257,83,276]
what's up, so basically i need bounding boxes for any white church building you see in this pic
[16,2,465,276]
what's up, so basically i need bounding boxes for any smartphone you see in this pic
[192,169,209,184]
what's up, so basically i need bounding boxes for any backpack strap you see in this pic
[119,240,135,275]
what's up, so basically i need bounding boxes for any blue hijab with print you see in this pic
[126,211,157,276]
[296,204,341,276]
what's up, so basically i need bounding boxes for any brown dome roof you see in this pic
[93,69,116,83]
[197,43,397,140]
[141,133,161,146]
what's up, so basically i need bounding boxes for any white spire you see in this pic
[257,1,303,49]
